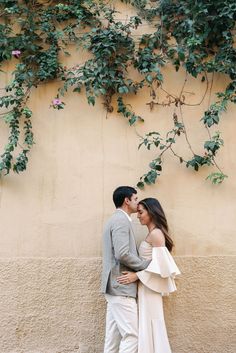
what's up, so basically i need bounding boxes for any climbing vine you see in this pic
[0,0,235,187]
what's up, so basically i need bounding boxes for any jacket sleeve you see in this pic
[112,219,150,271]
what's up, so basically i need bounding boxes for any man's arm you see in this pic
[112,220,149,271]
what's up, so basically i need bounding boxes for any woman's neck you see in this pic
[147,222,156,233]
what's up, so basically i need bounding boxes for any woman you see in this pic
[117,198,180,353]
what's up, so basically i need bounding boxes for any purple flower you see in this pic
[12,50,21,58]
[52,98,62,106]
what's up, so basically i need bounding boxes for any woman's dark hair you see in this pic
[139,198,174,252]
[113,186,137,208]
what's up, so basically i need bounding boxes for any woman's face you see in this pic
[137,204,151,225]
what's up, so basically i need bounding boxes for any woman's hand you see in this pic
[117,271,138,285]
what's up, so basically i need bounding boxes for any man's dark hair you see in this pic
[113,186,137,208]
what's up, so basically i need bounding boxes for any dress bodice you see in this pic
[137,240,181,295]
[139,240,153,260]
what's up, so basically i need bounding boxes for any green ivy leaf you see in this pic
[88,96,95,105]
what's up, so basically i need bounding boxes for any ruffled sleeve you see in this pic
[137,247,181,295]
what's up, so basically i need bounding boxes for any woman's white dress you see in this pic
[137,241,181,353]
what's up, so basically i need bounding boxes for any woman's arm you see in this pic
[117,229,165,285]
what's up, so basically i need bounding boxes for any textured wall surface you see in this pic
[0,256,235,353]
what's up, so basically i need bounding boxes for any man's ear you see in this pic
[124,197,130,205]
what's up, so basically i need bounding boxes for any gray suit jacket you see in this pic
[101,209,150,298]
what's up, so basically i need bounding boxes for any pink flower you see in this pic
[51,98,65,110]
[52,98,62,106]
[12,50,21,58]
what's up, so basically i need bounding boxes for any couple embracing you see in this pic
[101,186,181,353]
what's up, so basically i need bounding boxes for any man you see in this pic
[101,186,150,353]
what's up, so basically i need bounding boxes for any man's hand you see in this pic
[117,271,138,285]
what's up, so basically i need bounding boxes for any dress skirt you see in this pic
[138,282,172,353]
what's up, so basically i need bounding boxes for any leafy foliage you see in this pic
[0,0,235,186]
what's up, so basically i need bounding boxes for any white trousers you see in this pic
[103,294,138,353]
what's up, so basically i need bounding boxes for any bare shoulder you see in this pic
[150,228,165,247]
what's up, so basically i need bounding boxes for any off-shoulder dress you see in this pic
[137,241,181,353]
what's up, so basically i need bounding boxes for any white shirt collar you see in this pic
[117,208,132,222]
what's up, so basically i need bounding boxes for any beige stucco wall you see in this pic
[0,2,235,352]
[0,257,235,353]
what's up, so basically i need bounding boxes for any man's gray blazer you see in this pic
[101,209,149,298]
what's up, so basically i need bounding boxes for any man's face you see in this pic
[126,193,138,213]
